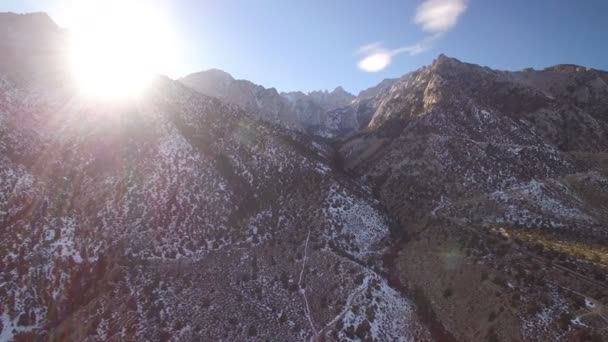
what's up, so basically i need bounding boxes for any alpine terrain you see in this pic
[0,11,607,342]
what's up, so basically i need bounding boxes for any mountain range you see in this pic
[180,69,358,137]
[0,12,607,342]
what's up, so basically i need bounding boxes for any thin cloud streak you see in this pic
[392,33,442,55]
[357,0,468,72]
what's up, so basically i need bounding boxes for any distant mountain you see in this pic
[282,86,354,112]
[180,70,355,136]
[322,78,400,134]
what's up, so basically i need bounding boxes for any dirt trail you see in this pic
[299,229,317,336]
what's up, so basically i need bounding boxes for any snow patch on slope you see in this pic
[323,183,388,258]
[334,272,424,341]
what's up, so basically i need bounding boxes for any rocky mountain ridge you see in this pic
[337,54,608,341]
[180,70,356,137]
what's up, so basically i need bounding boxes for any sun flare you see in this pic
[67,0,176,98]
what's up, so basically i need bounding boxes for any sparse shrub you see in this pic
[443,287,454,298]
[159,330,171,342]
[174,320,185,331]
[365,306,376,322]
[279,312,287,324]
[486,328,499,342]
[558,312,572,331]
[572,295,586,309]
[320,295,328,309]
[527,302,541,316]
[354,273,365,285]
[201,297,211,308]
[510,293,520,307]
[540,293,554,307]
[576,329,603,342]
[594,270,606,282]
[335,318,344,331]
[126,297,138,311]
[280,271,289,289]
[355,321,371,339]
[496,244,509,256]
[344,325,356,339]
[492,275,506,288]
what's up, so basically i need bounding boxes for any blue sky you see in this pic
[4,0,608,94]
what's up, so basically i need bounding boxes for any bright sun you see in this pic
[67,0,176,98]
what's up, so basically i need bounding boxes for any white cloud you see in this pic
[415,0,468,33]
[357,44,392,72]
[357,0,468,72]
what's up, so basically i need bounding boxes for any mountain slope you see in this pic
[338,55,608,341]
[0,13,430,341]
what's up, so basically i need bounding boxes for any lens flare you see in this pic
[67,0,176,98]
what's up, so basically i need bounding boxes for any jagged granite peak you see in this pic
[359,54,608,149]
[306,86,355,111]
[180,69,300,129]
[180,69,356,136]
[356,78,398,100]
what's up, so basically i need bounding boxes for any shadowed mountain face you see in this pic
[0,12,69,88]
[1,12,608,342]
